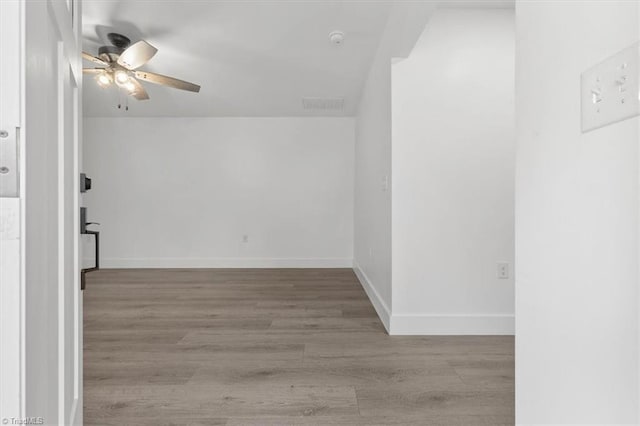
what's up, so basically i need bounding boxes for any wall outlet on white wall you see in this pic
[381,175,389,192]
[242,235,249,243]
[497,262,509,279]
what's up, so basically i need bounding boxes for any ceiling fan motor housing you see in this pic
[107,32,131,49]
[98,33,132,62]
[98,45,124,57]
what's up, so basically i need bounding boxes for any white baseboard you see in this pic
[390,313,515,335]
[101,257,353,269]
[352,263,513,335]
[352,262,391,332]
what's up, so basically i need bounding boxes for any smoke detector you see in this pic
[329,31,345,46]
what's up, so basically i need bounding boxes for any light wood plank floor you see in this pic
[84,269,514,425]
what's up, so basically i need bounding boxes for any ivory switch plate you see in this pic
[581,42,639,133]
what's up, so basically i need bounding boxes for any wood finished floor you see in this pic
[84,269,514,425]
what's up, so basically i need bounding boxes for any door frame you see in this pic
[0,1,26,421]
[0,0,83,424]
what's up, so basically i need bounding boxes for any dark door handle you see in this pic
[80,207,100,290]
[81,230,99,290]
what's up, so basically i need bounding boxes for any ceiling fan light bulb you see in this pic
[124,81,136,93]
[115,70,129,84]
[96,73,111,87]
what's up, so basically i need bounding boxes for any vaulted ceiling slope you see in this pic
[82,0,392,117]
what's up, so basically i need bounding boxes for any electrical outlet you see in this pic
[242,235,249,243]
[497,262,509,279]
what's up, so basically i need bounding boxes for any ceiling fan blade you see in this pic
[117,40,158,70]
[128,78,150,101]
[83,68,106,74]
[82,51,108,67]
[134,70,200,93]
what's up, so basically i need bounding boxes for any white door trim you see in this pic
[0,0,25,422]
[48,1,83,424]
[1,1,83,424]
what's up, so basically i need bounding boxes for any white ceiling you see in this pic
[82,0,393,117]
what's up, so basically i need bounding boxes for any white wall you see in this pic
[83,117,354,268]
[353,17,394,329]
[516,1,639,423]
[390,8,515,335]
[353,2,434,331]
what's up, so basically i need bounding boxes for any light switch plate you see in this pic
[581,42,639,133]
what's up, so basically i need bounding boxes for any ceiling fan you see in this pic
[82,32,200,101]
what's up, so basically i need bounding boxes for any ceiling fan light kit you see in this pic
[95,73,112,87]
[123,81,136,92]
[114,70,130,85]
[82,32,201,106]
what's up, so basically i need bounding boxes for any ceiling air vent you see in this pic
[302,97,345,111]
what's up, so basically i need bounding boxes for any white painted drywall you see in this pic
[390,8,515,335]
[353,2,434,331]
[83,117,354,268]
[516,1,639,423]
[353,20,394,328]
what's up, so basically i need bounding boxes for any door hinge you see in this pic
[0,126,19,198]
